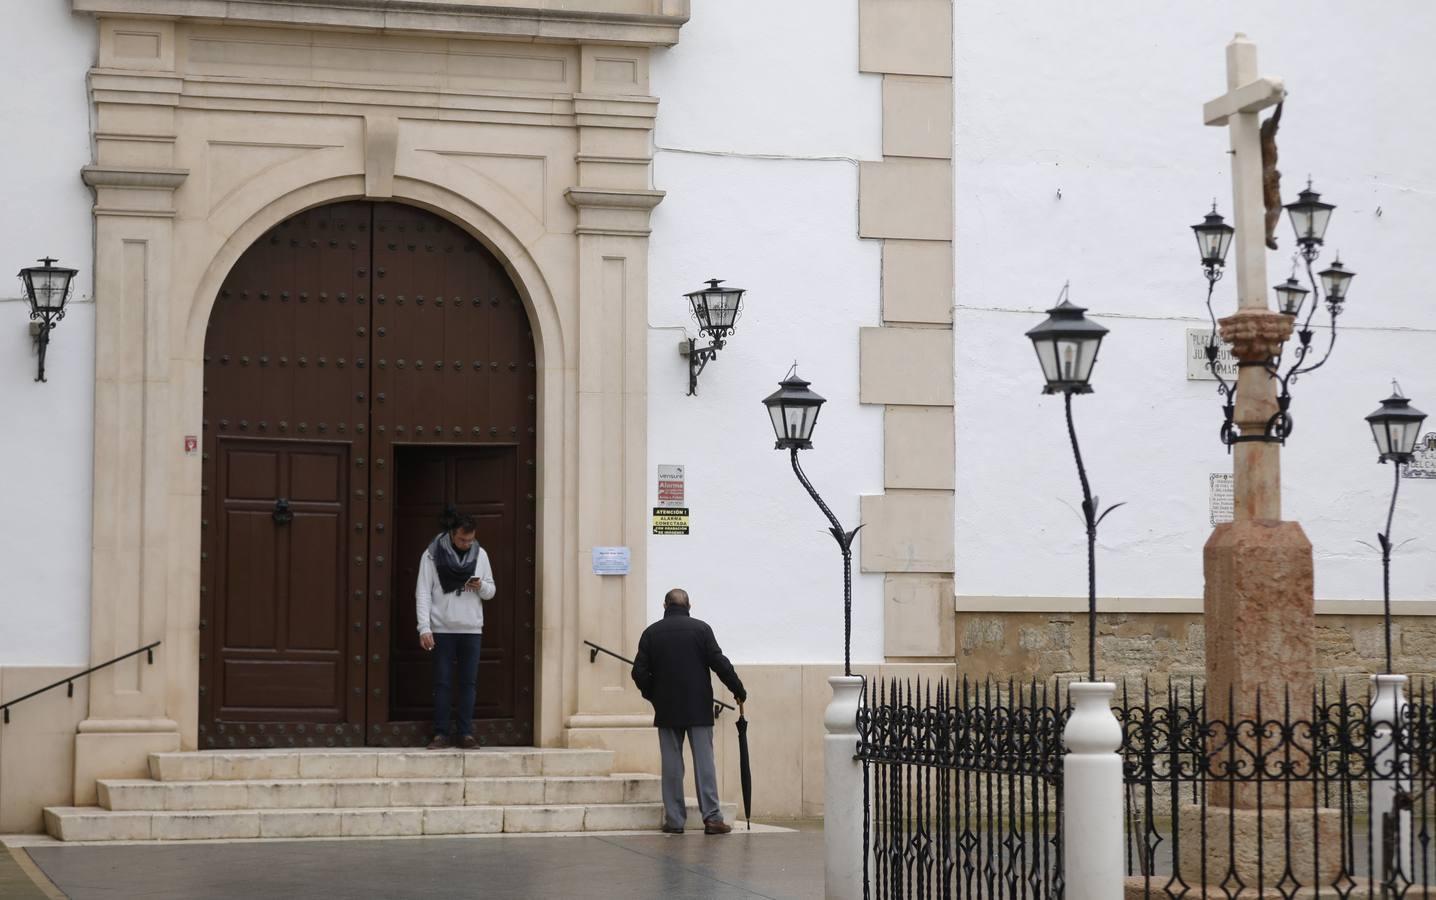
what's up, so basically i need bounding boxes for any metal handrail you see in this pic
[582,640,736,715]
[0,641,161,724]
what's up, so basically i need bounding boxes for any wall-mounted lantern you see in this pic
[680,278,746,395]
[19,257,78,382]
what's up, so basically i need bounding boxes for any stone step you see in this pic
[147,748,615,782]
[43,800,739,842]
[98,774,661,811]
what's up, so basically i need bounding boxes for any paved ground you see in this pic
[10,825,822,900]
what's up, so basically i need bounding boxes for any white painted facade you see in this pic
[2,1,1432,679]
[0,4,96,666]
[955,3,1436,606]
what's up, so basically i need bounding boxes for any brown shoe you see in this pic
[458,735,479,750]
[660,823,684,835]
[426,734,451,750]
[703,818,732,835]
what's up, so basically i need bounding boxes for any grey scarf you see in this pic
[428,532,478,595]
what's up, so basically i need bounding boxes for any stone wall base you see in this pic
[73,728,181,807]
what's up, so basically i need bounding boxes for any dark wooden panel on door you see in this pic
[368,203,536,746]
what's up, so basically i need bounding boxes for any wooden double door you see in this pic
[200,201,537,747]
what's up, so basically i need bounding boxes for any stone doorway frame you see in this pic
[72,0,683,802]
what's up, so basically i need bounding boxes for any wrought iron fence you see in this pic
[1120,677,1436,899]
[854,675,1435,898]
[856,678,1067,899]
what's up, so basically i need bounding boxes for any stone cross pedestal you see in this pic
[1201,34,1317,725]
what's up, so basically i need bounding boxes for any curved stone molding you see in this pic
[72,0,691,46]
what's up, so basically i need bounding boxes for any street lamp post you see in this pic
[1025,288,1116,681]
[1365,385,1428,674]
[762,368,862,677]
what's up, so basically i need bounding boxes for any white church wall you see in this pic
[0,5,97,666]
[955,3,1436,605]
[646,152,885,665]
[648,0,885,663]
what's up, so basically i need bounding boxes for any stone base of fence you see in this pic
[1124,876,1383,899]
[1175,804,1343,890]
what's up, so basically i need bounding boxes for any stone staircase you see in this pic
[44,747,728,842]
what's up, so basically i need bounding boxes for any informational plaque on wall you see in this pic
[1403,433,1436,480]
[1209,473,1234,525]
[591,546,630,576]
[1187,329,1237,382]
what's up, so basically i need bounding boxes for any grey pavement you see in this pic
[20,827,823,900]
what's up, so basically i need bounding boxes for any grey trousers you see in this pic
[657,726,721,827]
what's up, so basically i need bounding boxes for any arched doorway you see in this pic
[199,201,537,748]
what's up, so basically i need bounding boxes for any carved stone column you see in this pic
[560,47,665,764]
[69,19,192,803]
[75,160,190,802]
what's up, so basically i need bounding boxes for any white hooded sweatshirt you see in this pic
[415,547,497,636]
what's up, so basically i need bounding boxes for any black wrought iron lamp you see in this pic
[1026,288,1119,681]
[763,367,862,676]
[1365,384,1428,673]
[19,257,78,383]
[1193,181,1353,449]
[683,278,746,395]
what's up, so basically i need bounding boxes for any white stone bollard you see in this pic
[1370,673,1411,883]
[1063,681,1124,900]
[824,675,865,900]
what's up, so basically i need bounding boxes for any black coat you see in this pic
[631,606,746,729]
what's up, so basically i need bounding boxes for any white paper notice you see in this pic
[1209,473,1234,525]
[591,546,631,576]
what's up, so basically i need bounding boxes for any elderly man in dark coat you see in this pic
[631,588,747,834]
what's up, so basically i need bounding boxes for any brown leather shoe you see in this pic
[660,823,684,835]
[426,734,451,750]
[458,735,479,750]
[703,818,732,835]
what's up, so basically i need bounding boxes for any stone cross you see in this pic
[1199,37,1318,826]
[1205,34,1290,521]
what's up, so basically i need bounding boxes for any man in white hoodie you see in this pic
[415,513,497,750]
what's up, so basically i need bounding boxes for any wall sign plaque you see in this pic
[1186,329,1238,382]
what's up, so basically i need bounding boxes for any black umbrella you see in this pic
[735,710,752,830]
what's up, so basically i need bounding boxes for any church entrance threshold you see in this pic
[199,201,537,748]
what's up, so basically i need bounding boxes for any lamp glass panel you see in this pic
[1217,228,1234,261]
[1274,282,1308,316]
[31,270,69,310]
[1196,228,1233,263]
[708,291,741,330]
[768,404,788,442]
[1291,205,1333,243]
[1371,421,1393,456]
[783,404,817,442]
[1056,336,1100,383]
[1394,420,1421,456]
[1032,339,1060,384]
[688,294,713,332]
[1321,268,1353,301]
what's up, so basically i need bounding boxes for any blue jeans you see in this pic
[432,633,482,738]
